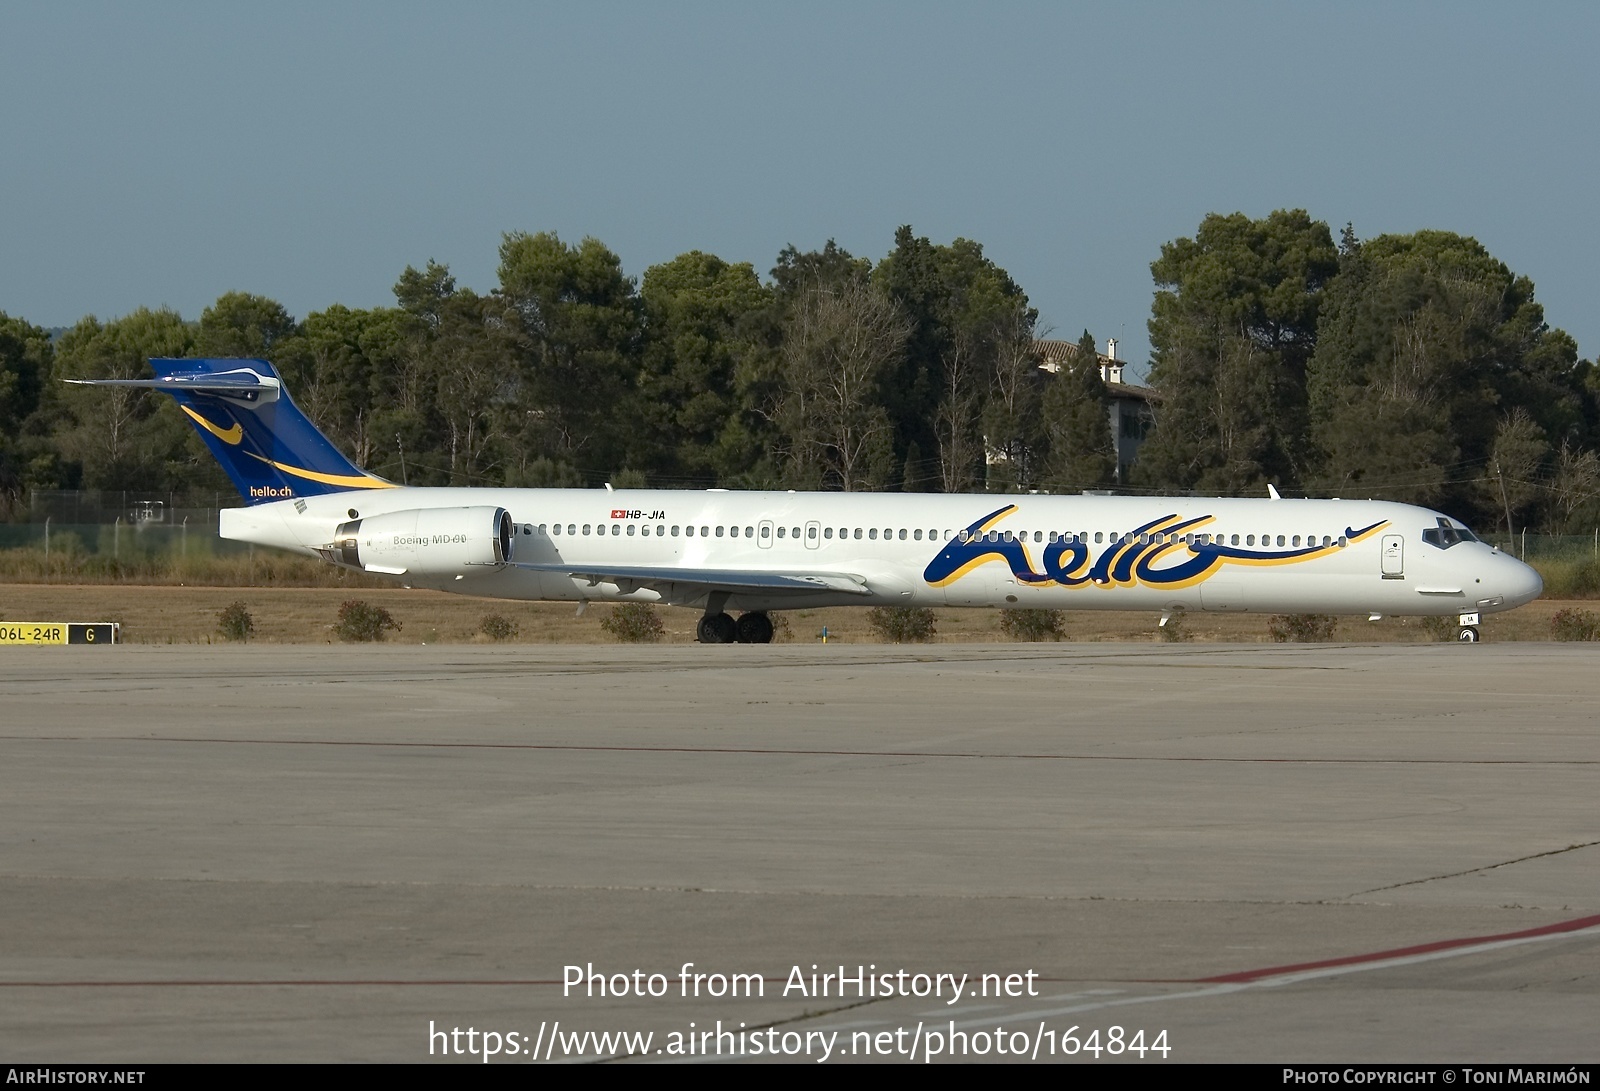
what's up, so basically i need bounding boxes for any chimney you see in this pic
[1103,338,1123,385]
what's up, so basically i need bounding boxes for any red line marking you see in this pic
[1192,912,1600,984]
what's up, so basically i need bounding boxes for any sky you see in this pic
[3,2,1596,383]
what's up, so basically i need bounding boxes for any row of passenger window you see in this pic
[965,530,1344,548]
[528,523,1347,549]
[537,523,946,540]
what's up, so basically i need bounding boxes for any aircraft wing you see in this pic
[509,562,872,596]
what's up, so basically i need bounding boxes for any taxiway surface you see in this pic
[1,643,1596,1063]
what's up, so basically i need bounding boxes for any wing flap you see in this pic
[510,562,871,596]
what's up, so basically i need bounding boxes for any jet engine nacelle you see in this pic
[330,506,515,576]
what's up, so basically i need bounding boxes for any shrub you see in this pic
[599,602,664,643]
[769,612,793,643]
[335,599,400,642]
[1534,557,1600,599]
[1268,613,1338,643]
[479,612,520,641]
[1569,559,1600,597]
[867,606,937,643]
[1419,615,1457,642]
[216,601,255,642]
[998,608,1066,642]
[1158,614,1192,642]
[1550,608,1600,642]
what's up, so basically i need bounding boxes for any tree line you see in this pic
[0,226,1113,510]
[1137,211,1599,534]
[1,212,1596,535]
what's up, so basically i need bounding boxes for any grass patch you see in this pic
[0,585,1586,645]
[0,544,390,588]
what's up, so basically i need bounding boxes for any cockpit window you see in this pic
[1421,517,1479,549]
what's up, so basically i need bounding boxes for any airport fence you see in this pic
[18,488,240,527]
[1481,530,1600,562]
[0,491,386,586]
[0,523,388,586]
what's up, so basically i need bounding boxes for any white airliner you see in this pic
[72,358,1543,643]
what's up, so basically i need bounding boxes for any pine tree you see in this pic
[1041,331,1115,491]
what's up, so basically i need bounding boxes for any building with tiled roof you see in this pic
[1032,337,1158,482]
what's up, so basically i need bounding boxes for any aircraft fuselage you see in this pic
[221,487,1543,620]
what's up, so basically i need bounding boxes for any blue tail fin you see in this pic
[67,358,395,505]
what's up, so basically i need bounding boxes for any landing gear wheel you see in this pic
[736,612,774,644]
[697,612,737,644]
[1456,626,1481,643]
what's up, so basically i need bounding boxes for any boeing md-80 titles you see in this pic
[71,358,1542,643]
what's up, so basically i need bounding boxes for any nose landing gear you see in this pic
[1456,611,1481,644]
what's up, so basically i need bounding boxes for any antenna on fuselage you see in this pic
[1267,484,1281,501]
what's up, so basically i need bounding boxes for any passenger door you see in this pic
[1380,534,1404,579]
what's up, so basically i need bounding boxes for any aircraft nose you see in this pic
[1500,556,1543,607]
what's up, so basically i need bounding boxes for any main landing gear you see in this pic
[697,611,774,644]
[1456,611,1481,644]
[697,612,736,644]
